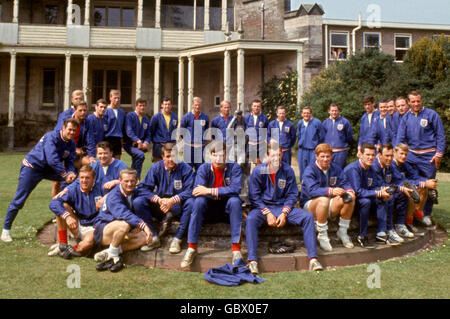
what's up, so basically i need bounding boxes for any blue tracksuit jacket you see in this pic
[86,113,106,157]
[124,111,151,146]
[322,116,353,149]
[103,107,126,138]
[358,110,380,146]
[149,111,178,144]
[90,158,128,191]
[194,162,242,200]
[244,113,269,143]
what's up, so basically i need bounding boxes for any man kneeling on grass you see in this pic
[92,168,152,272]
[48,165,105,258]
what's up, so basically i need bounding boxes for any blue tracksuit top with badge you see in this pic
[249,162,298,210]
[343,160,381,199]
[297,118,325,149]
[49,179,104,226]
[95,184,147,230]
[25,130,76,177]
[194,162,242,200]
[391,159,426,188]
[372,157,405,191]
[103,107,126,138]
[396,108,446,156]
[244,113,269,143]
[54,112,89,149]
[358,110,380,146]
[136,160,194,202]
[149,111,178,144]
[86,114,106,157]
[322,116,353,149]
[300,161,353,207]
[373,114,394,145]
[124,111,151,146]
[210,115,235,144]
[90,158,128,191]
[180,111,210,145]
[267,120,296,149]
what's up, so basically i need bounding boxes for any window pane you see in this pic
[108,7,120,27]
[395,36,410,49]
[0,4,2,23]
[331,33,347,47]
[45,5,58,24]
[94,7,106,26]
[120,71,132,105]
[106,70,119,100]
[209,6,221,30]
[92,70,104,102]
[227,7,234,31]
[162,4,194,29]
[122,8,135,27]
[43,69,56,104]
[395,50,407,61]
[365,34,380,47]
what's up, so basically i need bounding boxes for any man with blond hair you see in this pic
[103,89,126,159]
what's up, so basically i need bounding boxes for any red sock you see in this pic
[414,211,424,219]
[188,243,198,250]
[405,217,414,225]
[232,243,241,252]
[58,230,67,244]
[73,245,79,251]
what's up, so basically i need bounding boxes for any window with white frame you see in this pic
[364,32,381,50]
[432,34,450,40]
[330,31,349,60]
[93,6,135,27]
[42,68,57,107]
[394,34,411,62]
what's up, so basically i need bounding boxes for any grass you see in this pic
[0,152,449,299]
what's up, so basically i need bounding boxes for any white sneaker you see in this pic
[47,243,61,256]
[317,232,333,252]
[248,261,259,274]
[422,216,433,227]
[1,229,13,243]
[388,229,405,243]
[337,229,354,249]
[232,251,243,265]
[395,224,414,238]
[309,258,323,271]
[94,248,110,262]
[169,237,182,254]
[180,247,197,268]
[141,236,161,251]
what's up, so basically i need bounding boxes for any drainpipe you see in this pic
[352,13,362,55]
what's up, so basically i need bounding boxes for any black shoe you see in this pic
[109,257,124,273]
[58,243,81,259]
[96,259,114,271]
[403,181,420,204]
[357,236,375,249]
[406,224,426,237]
[158,211,173,237]
[375,233,388,244]
[428,189,438,204]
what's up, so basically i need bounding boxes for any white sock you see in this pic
[108,244,120,259]
[338,218,351,232]
[316,221,328,233]
[2,229,10,236]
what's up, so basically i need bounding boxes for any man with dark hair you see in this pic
[86,98,108,158]
[2,119,78,242]
[357,96,380,157]
[396,91,446,228]
[267,106,296,165]
[149,97,178,162]
[124,98,151,179]
[245,142,323,274]
[296,106,324,181]
[244,99,269,165]
[134,143,195,254]
[180,141,243,268]
[103,90,126,159]
[210,100,236,160]
[373,99,394,150]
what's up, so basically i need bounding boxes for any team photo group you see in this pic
[1,87,445,274]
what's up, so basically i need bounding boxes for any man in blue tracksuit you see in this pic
[373,99,394,149]
[90,141,128,192]
[343,143,391,249]
[49,165,105,257]
[210,100,236,160]
[296,106,324,181]
[245,142,323,274]
[180,141,243,268]
[244,99,269,165]
[322,103,353,169]
[123,98,151,179]
[300,143,355,252]
[180,97,210,171]
[133,143,194,254]
[357,95,380,157]
[396,91,446,228]
[149,97,178,162]
[1,118,78,242]
[86,99,108,158]
[103,90,126,159]
[267,106,296,165]
[55,90,84,130]
[92,168,152,272]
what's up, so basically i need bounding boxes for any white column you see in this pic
[8,50,17,128]
[221,0,227,31]
[223,49,231,102]
[136,54,143,99]
[137,0,143,28]
[178,57,185,123]
[324,24,328,68]
[84,0,90,25]
[237,48,245,111]
[12,0,19,23]
[64,52,71,110]
[193,0,197,30]
[187,55,195,112]
[82,52,89,102]
[153,55,160,114]
[67,0,73,25]
[296,48,304,110]
[155,0,161,28]
[204,0,210,31]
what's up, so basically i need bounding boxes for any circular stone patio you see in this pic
[37,212,447,273]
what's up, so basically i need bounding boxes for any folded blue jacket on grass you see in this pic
[204,258,266,286]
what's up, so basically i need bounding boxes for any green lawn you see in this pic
[0,152,449,299]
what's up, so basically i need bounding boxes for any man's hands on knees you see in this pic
[266,212,287,228]
[65,215,78,230]
[143,226,152,244]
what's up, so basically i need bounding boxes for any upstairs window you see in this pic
[394,34,411,62]
[330,31,349,60]
[93,6,135,27]
[92,69,133,106]
[364,32,381,50]
[44,5,58,24]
